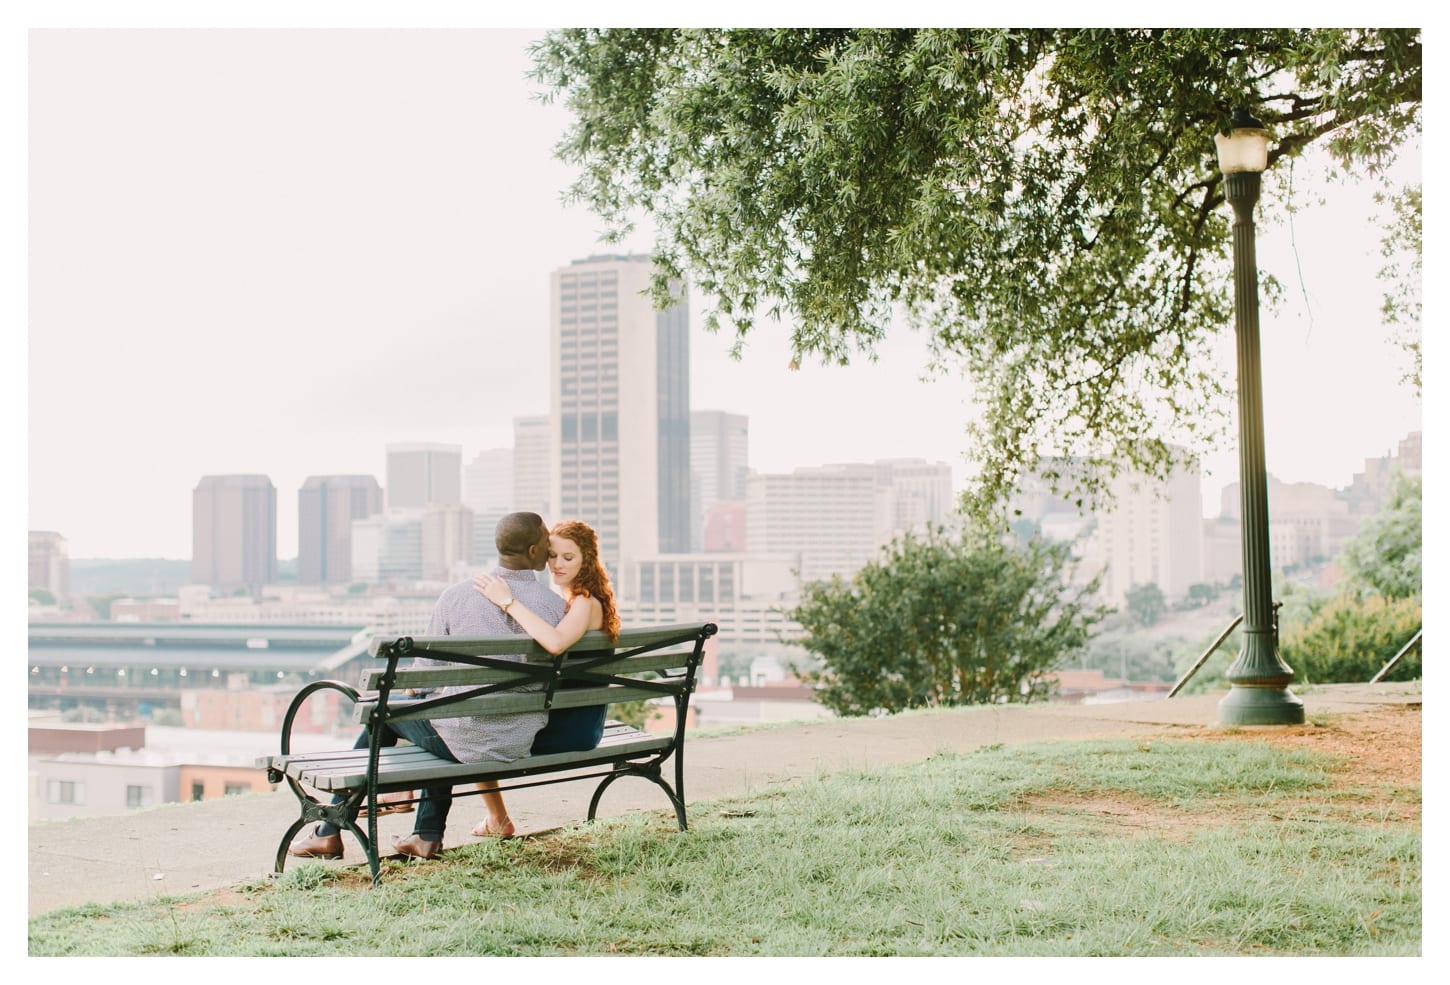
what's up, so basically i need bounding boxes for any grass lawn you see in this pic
[28,734,1420,956]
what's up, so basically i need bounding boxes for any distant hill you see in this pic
[68,558,298,597]
[68,559,194,597]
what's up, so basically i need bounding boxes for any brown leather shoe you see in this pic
[392,833,443,860]
[288,827,344,859]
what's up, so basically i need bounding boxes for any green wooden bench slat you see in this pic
[272,730,673,791]
[258,745,439,774]
[352,683,671,724]
[296,749,440,788]
[365,624,709,659]
[259,720,647,776]
[360,650,696,690]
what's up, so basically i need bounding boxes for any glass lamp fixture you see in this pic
[1214,108,1271,174]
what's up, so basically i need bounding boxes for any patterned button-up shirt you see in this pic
[414,567,566,763]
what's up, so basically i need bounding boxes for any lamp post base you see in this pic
[1218,683,1305,725]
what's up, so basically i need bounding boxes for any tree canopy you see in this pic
[1123,582,1168,628]
[1377,183,1422,394]
[531,28,1421,518]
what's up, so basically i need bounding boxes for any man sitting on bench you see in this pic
[287,511,565,862]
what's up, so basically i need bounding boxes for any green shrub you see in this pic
[1279,593,1422,684]
[790,526,1107,716]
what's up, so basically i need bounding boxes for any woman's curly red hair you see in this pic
[551,519,619,642]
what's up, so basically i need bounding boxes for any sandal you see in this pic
[471,816,516,839]
[360,790,415,817]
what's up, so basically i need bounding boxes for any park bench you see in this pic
[259,621,717,885]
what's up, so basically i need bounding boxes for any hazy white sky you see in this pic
[21,18,1424,561]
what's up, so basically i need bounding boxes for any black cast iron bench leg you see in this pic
[586,759,688,832]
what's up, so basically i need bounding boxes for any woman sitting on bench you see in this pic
[468,518,621,838]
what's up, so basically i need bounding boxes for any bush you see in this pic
[610,698,662,731]
[789,526,1108,716]
[1339,472,1421,601]
[1279,593,1422,685]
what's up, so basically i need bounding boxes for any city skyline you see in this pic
[24,27,1424,561]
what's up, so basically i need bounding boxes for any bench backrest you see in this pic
[355,623,717,729]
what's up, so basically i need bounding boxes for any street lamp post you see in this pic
[1214,108,1304,725]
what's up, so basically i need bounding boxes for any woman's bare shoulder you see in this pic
[567,592,605,630]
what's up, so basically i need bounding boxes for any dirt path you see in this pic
[1180,704,1421,782]
[1172,703,1421,820]
[1016,702,1422,843]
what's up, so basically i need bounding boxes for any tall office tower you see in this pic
[464,448,513,564]
[28,530,70,601]
[551,255,690,589]
[297,475,383,585]
[690,410,749,551]
[745,464,890,584]
[513,415,552,519]
[385,443,462,510]
[192,475,277,593]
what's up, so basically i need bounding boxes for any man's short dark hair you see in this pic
[496,512,546,556]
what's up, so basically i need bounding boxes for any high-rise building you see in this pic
[1083,466,1203,604]
[385,443,462,511]
[513,415,552,520]
[746,464,889,585]
[464,448,513,565]
[350,509,424,585]
[1011,457,1202,605]
[1212,476,1362,578]
[744,459,955,585]
[875,459,955,536]
[192,475,277,594]
[422,503,474,583]
[703,501,748,553]
[1200,515,1243,588]
[550,254,690,590]
[618,552,803,651]
[690,410,749,552]
[297,476,383,585]
[29,531,70,601]
[352,504,471,585]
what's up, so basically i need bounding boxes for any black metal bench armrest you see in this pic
[279,679,360,756]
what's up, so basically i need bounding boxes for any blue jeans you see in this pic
[531,705,607,755]
[316,719,457,841]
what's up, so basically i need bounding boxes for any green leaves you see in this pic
[1270,470,1423,685]
[1376,183,1421,394]
[1124,583,1168,628]
[1339,472,1422,602]
[532,29,1421,521]
[1280,592,1421,685]
[788,525,1109,716]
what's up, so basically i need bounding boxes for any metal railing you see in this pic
[1167,613,1245,698]
[1371,628,1423,683]
[1165,606,1281,696]
[1168,609,1422,695]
